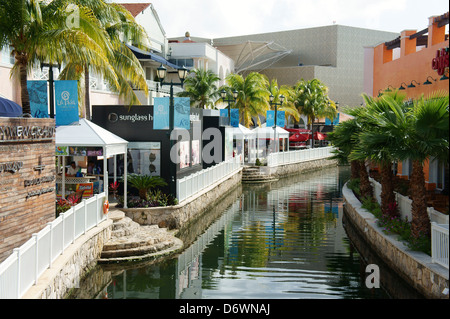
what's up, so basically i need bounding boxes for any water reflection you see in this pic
[71,165,402,299]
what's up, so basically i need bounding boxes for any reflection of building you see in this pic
[363,12,449,193]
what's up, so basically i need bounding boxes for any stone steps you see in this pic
[98,210,183,263]
[242,166,278,183]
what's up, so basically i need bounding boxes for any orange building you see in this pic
[365,12,449,192]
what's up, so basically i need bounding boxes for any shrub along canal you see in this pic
[69,165,422,299]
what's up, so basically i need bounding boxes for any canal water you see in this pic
[70,165,420,299]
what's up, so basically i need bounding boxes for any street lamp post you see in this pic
[269,94,284,153]
[40,62,61,118]
[220,89,238,126]
[156,64,189,198]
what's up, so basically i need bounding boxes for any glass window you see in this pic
[126,142,161,176]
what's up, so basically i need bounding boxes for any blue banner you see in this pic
[220,109,228,117]
[153,97,170,130]
[276,110,285,127]
[27,80,49,118]
[266,110,275,127]
[174,97,190,130]
[230,109,239,127]
[325,113,340,126]
[55,80,78,126]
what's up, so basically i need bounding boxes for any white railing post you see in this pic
[33,234,38,285]
[48,223,53,268]
[14,248,20,299]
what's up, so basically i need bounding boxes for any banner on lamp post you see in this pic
[153,97,170,130]
[230,109,239,127]
[266,110,275,127]
[55,80,79,126]
[27,80,49,118]
[276,110,285,127]
[174,97,190,130]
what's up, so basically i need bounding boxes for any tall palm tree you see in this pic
[266,79,300,124]
[59,0,150,119]
[177,68,220,109]
[292,79,337,147]
[225,72,269,128]
[398,91,449,237]
[0,0,111,116]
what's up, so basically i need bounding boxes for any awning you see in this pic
[289,132,310,142]
[126,44,179,69]
[0,97,22,117]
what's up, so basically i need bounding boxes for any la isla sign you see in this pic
[431,47,449,76]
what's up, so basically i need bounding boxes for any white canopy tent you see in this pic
[231,124,257,163]
[55,118,129,207]
[252,124,290,159]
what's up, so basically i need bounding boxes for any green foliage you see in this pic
[359,194,431,255]
[177,68,220,109]
[127,174,167,200]
[347,178,360,196]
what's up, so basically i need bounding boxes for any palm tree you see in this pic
[266,79,300,124]
[127,174,167,200]
[177,68,220,109]
[0,0,111,116]
[350,92,409,216]
[399,91,449,238]
[327,115,372,200]
[59,0,150,119]
[292,79,337,147]
[225,72,269,128]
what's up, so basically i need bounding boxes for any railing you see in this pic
[0,193,107,299]
[267,146,335,167]
[369,177,449,268]
[176,156,242,203]
[431,223,449,269]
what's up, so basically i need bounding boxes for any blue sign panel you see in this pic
[325,113,340,126]
[174,97,190,130]
[276,110,285,127]
[230,109,239,127]
[55,80,78,126]
[27,80,49,118]
[220,109,228,117]
[266,110,275,127]
[153,97,170,130]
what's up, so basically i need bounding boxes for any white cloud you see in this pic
[116,0,449,38]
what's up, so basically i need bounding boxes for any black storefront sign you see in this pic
[92,105,204,195]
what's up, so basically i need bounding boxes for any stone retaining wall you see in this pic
[342,183,448,299]
[22,219,113,299]
[121,169,243,229]
[268,158,338,178]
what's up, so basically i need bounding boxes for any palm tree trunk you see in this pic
[351,160,360,180]
[359,160,373,200]
[18,55,30,116]
[380,161,396,215]
[410,160,430,238]
[84,64,90,120]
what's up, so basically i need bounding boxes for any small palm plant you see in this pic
[127,174,167,200]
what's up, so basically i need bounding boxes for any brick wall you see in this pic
[0,118,56,262]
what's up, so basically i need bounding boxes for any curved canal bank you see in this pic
[342,183,449,299]
[67,165,397,299]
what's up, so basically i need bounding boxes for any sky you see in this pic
[115,0,449,39]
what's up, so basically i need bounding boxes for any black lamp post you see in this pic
[40,62,61,118]
[220,89,238,125]
[269,94,284,153]
[156,63,189,197]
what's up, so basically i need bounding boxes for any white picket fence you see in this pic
[177,156,242,203]
[431,223,449,269]
[370,178,449,269]
[267,146,335,167]
[0,193,107,299]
